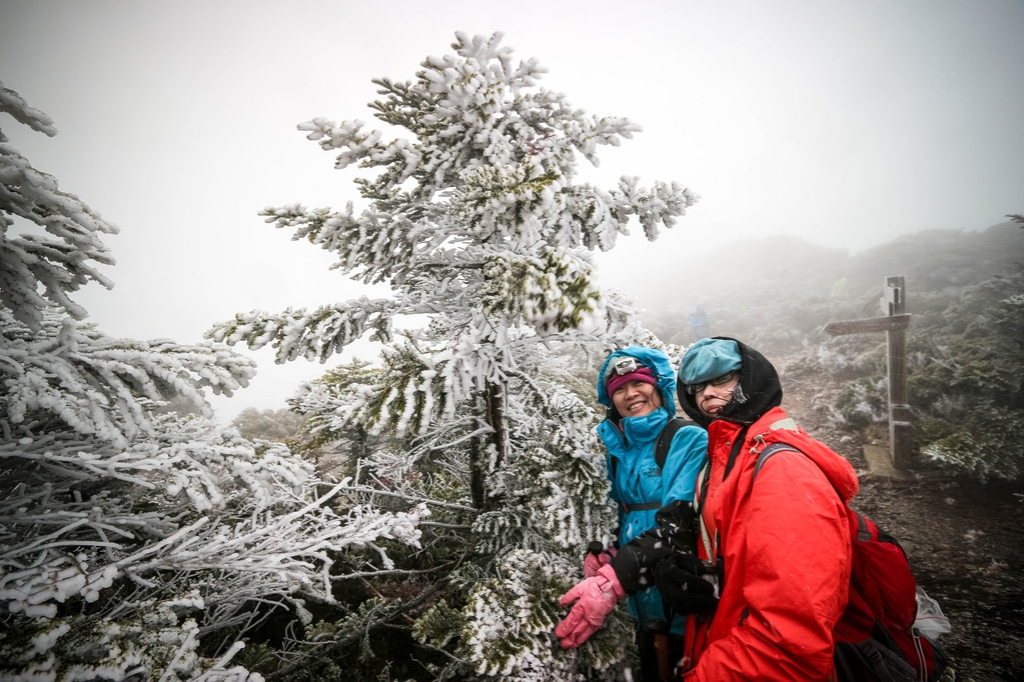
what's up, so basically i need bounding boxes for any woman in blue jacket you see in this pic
[556,346,708,681]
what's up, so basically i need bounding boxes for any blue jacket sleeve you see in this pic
[659,425,708,504]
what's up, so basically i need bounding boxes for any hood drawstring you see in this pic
[750,432,767,454]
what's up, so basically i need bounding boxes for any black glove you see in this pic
[654,499,699,553]
[611,500,702,595]
[610,529,676,594]
[654,552,719,618]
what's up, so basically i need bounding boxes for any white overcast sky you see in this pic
[3,0,1023,422]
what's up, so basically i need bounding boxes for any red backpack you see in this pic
[754,443,949,682]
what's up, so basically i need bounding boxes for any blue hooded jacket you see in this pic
[596,346,708,631]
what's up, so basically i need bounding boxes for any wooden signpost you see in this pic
[824,276,913,469]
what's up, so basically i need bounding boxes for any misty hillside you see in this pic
[639,220,1024,355]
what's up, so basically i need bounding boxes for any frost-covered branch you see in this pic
[1,83,118,331]
[340,483,478,514]
[264,583,445,682]
[207,298,398,364]
[0,83,58,138]
[1,415,431,626]
[2,308,255,447]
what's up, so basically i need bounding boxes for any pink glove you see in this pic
[583,544,617,578]
[555,564,625,648]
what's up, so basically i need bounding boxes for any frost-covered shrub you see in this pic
[831,376,889,428]
[231,406,308,444]
[908,277,1024,479]
[922,406,1024,482]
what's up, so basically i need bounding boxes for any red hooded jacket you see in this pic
[678,339,859,681]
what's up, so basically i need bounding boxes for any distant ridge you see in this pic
[640,221,1023,351]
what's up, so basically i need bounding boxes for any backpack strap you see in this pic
[695,460,715,561]
[752,443,865,540]
[612,417,694,512]
[751,442,802,484]
[654,417,694,470]
[610,416,694,479]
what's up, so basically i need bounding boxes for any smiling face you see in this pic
[611,379,662,418]
[694,372,741,419]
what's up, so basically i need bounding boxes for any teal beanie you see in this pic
[678,338,743,386]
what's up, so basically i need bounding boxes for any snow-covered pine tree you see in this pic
[0,84,430,681]
[208,33,696,680]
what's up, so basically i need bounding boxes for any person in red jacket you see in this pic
[658,337,860,681]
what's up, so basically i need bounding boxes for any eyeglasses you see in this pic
[604,356,644,382]
[683,370,739,395]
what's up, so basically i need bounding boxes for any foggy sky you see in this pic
[3,0,1022,421]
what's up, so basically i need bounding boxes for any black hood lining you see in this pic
[678,337,784,428]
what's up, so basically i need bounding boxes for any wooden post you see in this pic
[823,277,913,469]
[884,277,913,469]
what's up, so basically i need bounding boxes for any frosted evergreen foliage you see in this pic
[211,34,696,678]
[2,307,254,447]
[460,549,629,681]
[919,288,1024,481]
[922,406,1024,481]
[0,82,116,332]
[2,415,427,617]
[1,88,429,680]
[209,31,696,359]
[1,601,264,682]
